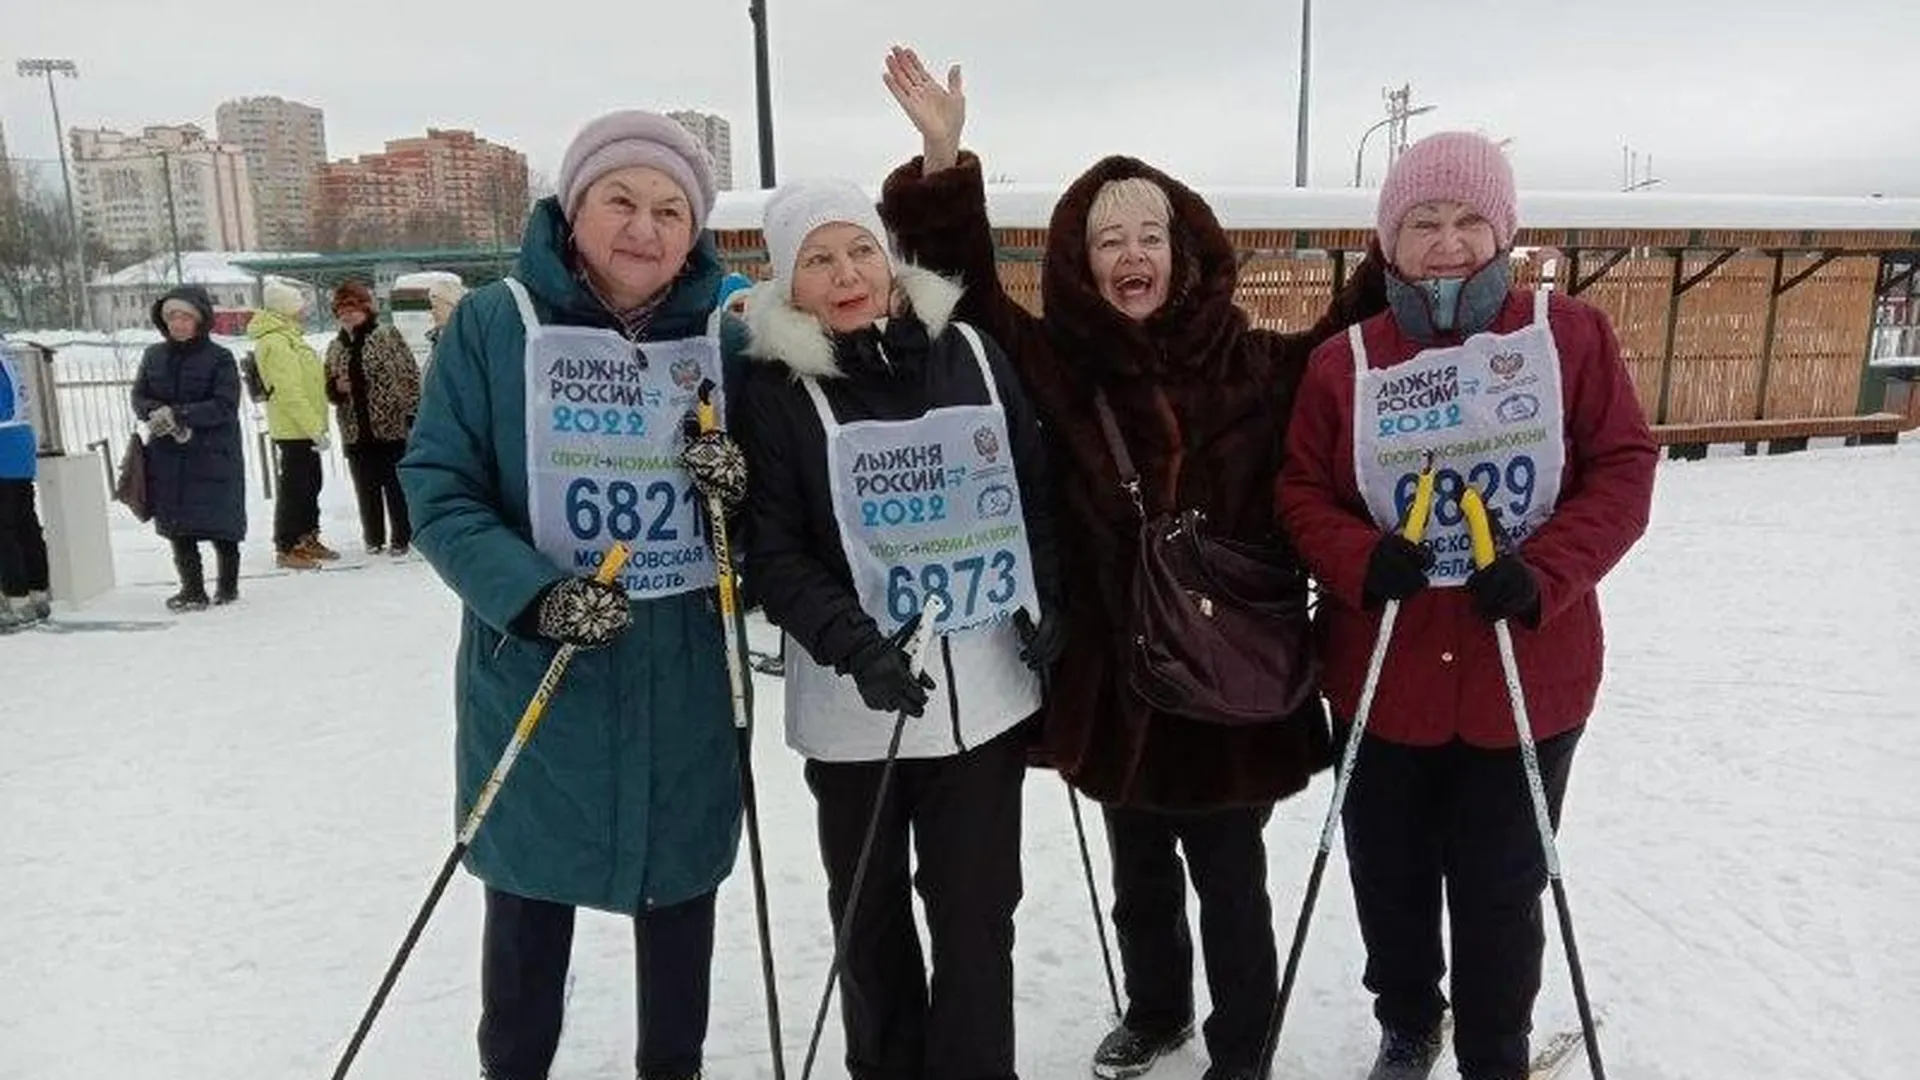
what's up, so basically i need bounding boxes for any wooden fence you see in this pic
[716,224,1918,435]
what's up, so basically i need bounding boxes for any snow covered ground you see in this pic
[4,443,1916,1080]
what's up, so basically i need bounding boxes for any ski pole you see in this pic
[328,542,632,1080]
[1460,487,1606,1079]
[798,595,945,1080]
[1262,453,1437,1076]
[1017,609,1122,1021]
[1065,782,1123,1020]
[689,382,788,1080]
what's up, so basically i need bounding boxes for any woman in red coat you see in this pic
[1279,133,1656,1080]
[881,46,1384,1080]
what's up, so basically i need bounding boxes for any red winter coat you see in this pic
[1278,290,1656,747]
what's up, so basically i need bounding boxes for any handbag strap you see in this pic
[1092,388,1147,520]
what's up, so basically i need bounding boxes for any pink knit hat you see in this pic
[1376,132,1518,255]
[557,110,717,230]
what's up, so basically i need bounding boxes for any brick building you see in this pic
[312,129,528,250]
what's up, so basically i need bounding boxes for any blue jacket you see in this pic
[131,287,248,542]
[0,343,37,481]
[399,197,746,913]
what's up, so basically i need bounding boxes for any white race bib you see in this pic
[805,324,1038,636]
[507,277,723,599]
[1351,290,1568,585]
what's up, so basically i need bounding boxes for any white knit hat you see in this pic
[762,179,890,298]
[262,277,306,317]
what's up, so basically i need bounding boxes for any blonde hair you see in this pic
[1086,178,1172,238]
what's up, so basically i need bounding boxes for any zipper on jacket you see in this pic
[941,636,965,753]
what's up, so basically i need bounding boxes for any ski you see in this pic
[35,618,174,633]
[1431,1014,1599,1080]
[129,562,374,589]
[1528,1020,1603,1080]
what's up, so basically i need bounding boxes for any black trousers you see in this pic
[1341,729,1582,1079]
[169,537,239,597]
[272,439,323,552]
[804,724,1028,1080]
[1103,803,1277,1074]
[0,478,49,596]
[344,438,411,548]
[478,887,717,1080]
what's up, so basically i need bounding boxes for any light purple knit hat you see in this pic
[557,110,718,231]
[1376,132,1518,255]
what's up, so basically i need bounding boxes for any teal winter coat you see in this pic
[399,197,744,913]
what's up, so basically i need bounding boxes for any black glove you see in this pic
[527,576,631,648]
[681,429,748,511]
[848,637,935,717]
[1014,609,1068,675]
[1465,554,1541,626]
[1362,533,1434,608]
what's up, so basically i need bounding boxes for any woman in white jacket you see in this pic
[736,179,1064,1080]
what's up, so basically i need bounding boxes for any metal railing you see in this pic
[45,333,346,499]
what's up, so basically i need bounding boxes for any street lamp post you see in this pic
[1293,0,1312,187]
[1354,102,1436,186]
[17,58,90,329]
[748,0,777,188]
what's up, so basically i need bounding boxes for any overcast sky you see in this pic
[4,0,1915,197]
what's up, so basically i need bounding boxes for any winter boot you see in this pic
[298,533,342,561]
[1366,1023,1445,1080]
[0,596,30,633]
[1094,1021,1196,1080]
[166,591,211,613]
[28,589,51,621]
[214,548,239,604]
[277,549,322,571]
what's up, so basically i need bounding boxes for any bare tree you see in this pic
[0,164,90,327]
[527,167,556,205]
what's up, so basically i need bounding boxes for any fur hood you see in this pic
[741,263,964,379]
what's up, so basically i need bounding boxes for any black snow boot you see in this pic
[213,542,240,605]
[1366,1023,1445,1080]
[166,591,210,613]
[1094,1021,1195,1080]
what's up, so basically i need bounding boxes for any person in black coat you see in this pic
[132,285,247,610]
[736,179,1064,1080]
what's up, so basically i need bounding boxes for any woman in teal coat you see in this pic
[399,110,745,1080]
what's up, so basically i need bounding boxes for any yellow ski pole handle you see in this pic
[693,386,741,625]
[1401,454,1438,544]
[511,540,632,740]
[1460,486,1497,571]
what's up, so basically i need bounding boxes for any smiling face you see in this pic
[1392,199,1499,281]
[1086,178,1174,321]
[788,222,894,334]
[570,166,696,311]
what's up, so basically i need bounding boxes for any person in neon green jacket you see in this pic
[248,279,337,566]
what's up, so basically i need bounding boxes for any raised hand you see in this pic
[883,45,966,173]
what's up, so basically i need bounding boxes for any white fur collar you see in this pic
[742,263,965,379]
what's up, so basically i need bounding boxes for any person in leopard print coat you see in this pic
[325,280,422,554]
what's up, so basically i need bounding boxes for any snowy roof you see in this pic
[91,251,318,288]
[707,185,1920,234]
[391,270,464,290]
